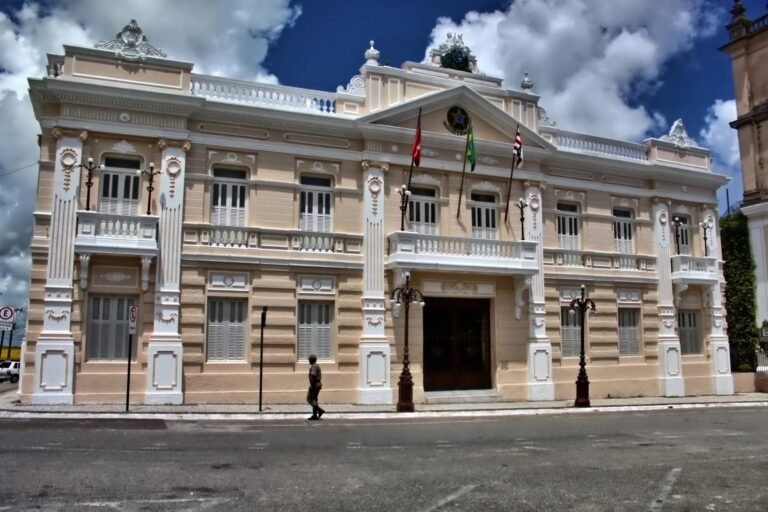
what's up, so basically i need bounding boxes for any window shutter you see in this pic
[298,303,313,361]
[226,302,245,360]
[207,301,226,361]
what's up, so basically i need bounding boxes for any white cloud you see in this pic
[424,0,722,141]
[699,99,742,209]
[0,0,301,339]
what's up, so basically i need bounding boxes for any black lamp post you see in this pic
[137,162,160,215]
[79,157,102,211]
[516,198,528,241]
[398,184,412,231]
[390,272,424,412]
[672,216,684,255]
[569,284,596,408]
[699,220,711,257]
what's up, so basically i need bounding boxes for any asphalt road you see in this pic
[0,407,767,511]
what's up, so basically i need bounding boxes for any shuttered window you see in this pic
[408,187,438,235]
[471,192,498,240]
[211,168,247,227]
[207,300,247,361]
[297,301,332,361]
[557,202,581,266]
[673,216,691,255]
[100,158,140,216]
[618,308,640,355]
[560,306,581,358]
[87,295,136,360]
[678,310,699,354]
[299,176,332,233]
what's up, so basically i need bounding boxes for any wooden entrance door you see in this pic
[423,298,492,391]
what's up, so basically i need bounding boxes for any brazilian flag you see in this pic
[466,118,477,172]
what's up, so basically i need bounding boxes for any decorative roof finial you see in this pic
[660,119,699,148]
[731,0,747,19]
[521,71,534,91]
[95,19,167,61]
[365,40,380,65]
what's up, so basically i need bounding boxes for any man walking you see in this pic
[307,354,325,420]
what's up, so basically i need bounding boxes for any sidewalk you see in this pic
[0,389,766,420]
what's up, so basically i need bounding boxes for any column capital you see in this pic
[523,180,546,190]
[361,160,389,173]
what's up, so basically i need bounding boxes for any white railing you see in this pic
[187,224,362,255]
[387,232,538,274]
[191,74,338,115]
[75,211,159,254]
[671,255,719,282]
[545,249,656,272]
[542,128,648,162]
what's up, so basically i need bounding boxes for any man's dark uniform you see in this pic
[307,354,325,420]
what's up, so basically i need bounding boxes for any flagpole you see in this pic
[504,153,517,223]
[400,107,421,231]
[456,122,472,219]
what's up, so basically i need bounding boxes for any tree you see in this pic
[720,212,760,371]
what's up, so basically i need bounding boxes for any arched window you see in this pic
[299,175,333,233]
[100,157,140,216]
[471,192,498,240]
[408,187,438,235]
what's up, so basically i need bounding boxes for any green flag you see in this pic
[466,118,476,172]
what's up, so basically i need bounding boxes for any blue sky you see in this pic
[0,0,765,337]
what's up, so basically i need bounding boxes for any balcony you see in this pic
[386,232,538,275]
[544,249,657,273]
[182,224,363,266]
[671,255,719,285]
[75,211,159,256]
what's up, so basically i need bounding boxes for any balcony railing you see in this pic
[671,255,719,284]
[544,249,657,272]
[387,232,538,274]
[191,74,339,115]
[184,224,362,255]
[75,211,159,255]
[541,127,648,162]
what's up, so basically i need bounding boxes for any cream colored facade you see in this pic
[22,22,736,405]
[722,1,768,327]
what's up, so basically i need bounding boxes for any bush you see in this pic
[720,212,760,371]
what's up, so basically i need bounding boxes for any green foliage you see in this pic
[720,212,760,371]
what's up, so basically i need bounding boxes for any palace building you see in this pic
[21,20,738,405]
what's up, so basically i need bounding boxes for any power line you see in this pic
[0,162,37,178]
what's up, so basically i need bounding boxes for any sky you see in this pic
[0,0,764,342]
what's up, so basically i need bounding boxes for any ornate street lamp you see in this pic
[137,162,160,215]
[516,197,528,241]
[569,284,596,408]
[699,220,711,257]
[79,157,102,211]
[390,271,424,412]
[672,216,684,255]
[398,184,412,231]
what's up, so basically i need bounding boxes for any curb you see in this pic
[0,401,766,422]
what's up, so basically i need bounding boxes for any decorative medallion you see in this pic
[112,139,136,153]
[59,148,78,192]
[223,275,234,288]
[95,19,167,61]
[444,105,470,135]
[166,156,182,198]
[119,112,131,123]
[367,176,382,216]
[436,34,473,73]
[101,271,132,283]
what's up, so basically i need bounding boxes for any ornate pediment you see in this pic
[95,19,167,61]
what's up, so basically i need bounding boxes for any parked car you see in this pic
[0,361,19,384]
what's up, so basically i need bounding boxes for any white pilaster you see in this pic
[742,202,768,325]
[146,143,187,404]
[524,181,554,401]
[654,201,685,396]
[358,161,392,404]
[32,134,84,405]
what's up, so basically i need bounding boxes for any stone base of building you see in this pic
[31,339,75,405]
[145,341,184,405]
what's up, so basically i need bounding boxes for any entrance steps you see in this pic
[424,389,504,404]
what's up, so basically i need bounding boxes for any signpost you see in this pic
[0,307,16,361]
[0,306,15,331]
[259,306,268,412]
[126,305,138,412]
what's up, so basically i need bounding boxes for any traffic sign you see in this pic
[128,305,138,335]
[0,306,15,331]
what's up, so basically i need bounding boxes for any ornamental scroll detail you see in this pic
[95,19,167,61]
